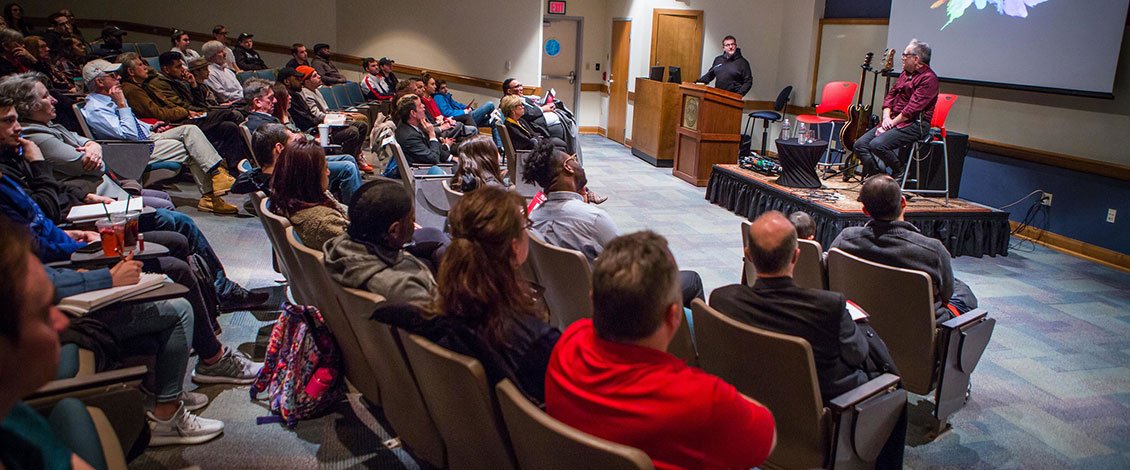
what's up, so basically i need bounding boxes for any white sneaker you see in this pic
[147,404,224,446]
[181,390,209,411]
[193,348,263,384]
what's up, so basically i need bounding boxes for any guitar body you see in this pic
[836,52,874,181]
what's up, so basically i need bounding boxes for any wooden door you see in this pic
[608,19,630,144]
[650,9,703,83]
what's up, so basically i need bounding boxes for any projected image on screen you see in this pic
[933,0,1050,30]
[888,0,1129,95]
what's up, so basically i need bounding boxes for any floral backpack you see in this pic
[250,302,344,427]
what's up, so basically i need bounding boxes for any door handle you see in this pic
[568,71,576,85]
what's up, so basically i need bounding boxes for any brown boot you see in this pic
[211,167,235,196]
[198,193,238,214]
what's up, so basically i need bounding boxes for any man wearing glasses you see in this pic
[696,35,752,96]
[853,38,938,182]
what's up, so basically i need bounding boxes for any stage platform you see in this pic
[705,164,1011,258]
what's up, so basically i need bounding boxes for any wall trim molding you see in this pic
[578,126,606,136]
[1010,221,1130,273]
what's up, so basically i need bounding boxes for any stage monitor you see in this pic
[886,0,1129,97]
[667,66,681,84]
[649,65,665,81]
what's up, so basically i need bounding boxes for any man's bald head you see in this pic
[747,211,798,277]
[859,175,905,221]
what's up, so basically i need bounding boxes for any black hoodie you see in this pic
[697,47,753,96]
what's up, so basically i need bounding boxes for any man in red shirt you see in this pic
[545,231,776,470]
[854,38,939,181]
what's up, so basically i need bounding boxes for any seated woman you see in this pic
[430,186,560,403]
[449,135,510,193]
[501,95,606,204]
[270,139,349,250]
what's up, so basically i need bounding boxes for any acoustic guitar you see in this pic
[837,52,874,181]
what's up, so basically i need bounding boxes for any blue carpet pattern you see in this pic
[130,136,1130,469]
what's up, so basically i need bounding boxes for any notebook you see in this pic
[65,197,144,222]
[57,273,169,316]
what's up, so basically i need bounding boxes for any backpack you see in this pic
[250,302,345,427]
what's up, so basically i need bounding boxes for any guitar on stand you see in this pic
[832,52,873,182]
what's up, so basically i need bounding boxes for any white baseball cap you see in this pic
[81,59,123,83]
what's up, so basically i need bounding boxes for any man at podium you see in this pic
[695,35,752,95]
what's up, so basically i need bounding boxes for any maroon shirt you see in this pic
[883,64,938,128]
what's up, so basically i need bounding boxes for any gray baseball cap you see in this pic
[82,59,122,82]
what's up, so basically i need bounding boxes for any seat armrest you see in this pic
[940,308,988,331]
[412,174,453,180]
[829,373,901,412]
[27,366,147,401]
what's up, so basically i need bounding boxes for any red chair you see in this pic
[796,81,857,175]
[902,93,957,206]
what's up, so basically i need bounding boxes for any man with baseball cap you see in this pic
[310,43,346,86]
[89,25,126,59]
[79,59,239,214]
[279,66,365,162]
[233,33,267,71]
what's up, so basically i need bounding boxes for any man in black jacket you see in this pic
[696,35,752,96]
[710,210,904,469]
[277,67,362,158]
[232,33,267,71]
[392,94,452,168]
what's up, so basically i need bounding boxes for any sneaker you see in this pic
[194,348,262,384]
[219,285,271,312]
[181,390,209,411]
[211,167,235,195]
[198,193,239,214]
[147,403,224,446]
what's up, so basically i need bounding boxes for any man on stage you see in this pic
[855,38,939,181]
[695,35,752,96]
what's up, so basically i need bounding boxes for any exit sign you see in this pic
[548,1,566,14]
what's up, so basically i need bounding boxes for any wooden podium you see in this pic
[630,77,681,167]
[672,83,744,186]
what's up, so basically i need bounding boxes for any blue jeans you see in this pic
[141,208,238,297]
[469,101,496,127]
[94,298,194,401]
[327,154,362,205]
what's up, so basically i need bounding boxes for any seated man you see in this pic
[278,67,364,159]
[285,43,308,69]
[854,39,938,180]
[830,175,977,325]
[433,78,496,128]
[232,33,267,71]
[710,211,904,468]
[79,59,238,214]
[185,57,224,107]
[323,179,438,306]
[523,140,698,304]
[88,25,126,59]
[210,25,238,72]
[392,93,454,166]
[360,57,394,101]
[420,73,475,129]
[233,122,361,205]
[502,77,583,158]
[310,43,346,86]
[546,230,776,470]
[200,40,243,103]
[296,65,369,137]
[789,210,816,240]
[121,52,249,169]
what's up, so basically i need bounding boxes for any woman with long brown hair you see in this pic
[270,139,348,249]
[433,186,559,402]
[450,135,509,192]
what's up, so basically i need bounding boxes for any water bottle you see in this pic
[779,119,790,141]
[796,122,808,143]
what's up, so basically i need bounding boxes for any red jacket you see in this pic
[420,94,444,120]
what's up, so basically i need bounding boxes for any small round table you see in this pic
[774,138,828,189]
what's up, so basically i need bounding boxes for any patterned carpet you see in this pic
[129,136,1130,469]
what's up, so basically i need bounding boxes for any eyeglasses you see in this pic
[524,218,534,230]
[563,154,578,168]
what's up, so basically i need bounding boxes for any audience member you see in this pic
[360,57,392,100]
[233,122,288,195]
[210,25,238,71]
[296,65,369,134]
[2,3,30,37]
[420,73,474,128]
[271,139,350,249]
[789,210,816,240]
[310,43,346,86]
[42,12,76,52]
[449,135,508,193]
[431,186,559,402]
[201,40,243,102]
[285,43,308,69]
[51,37,85,82]
[523,140,700,301]
[379,57,398,90]
[185,57,224,106]
[232,32,267,71]
[89,25,127,60]
[546,230,777,469]
[393,93,454,167]
[57,10,86,45]
[323,179,440,305]
[501,94,544,151]
[830,175,978,325]
[711,211,905,468]
[22,36,74,92]
[433,78,496,128]
[278,66,365,160]
[0,26,31,76]
[169,29,200,63]
[79,59,239,214]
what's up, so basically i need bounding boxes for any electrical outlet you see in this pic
[1041,192,1053,206]
[1107,208,1117,223]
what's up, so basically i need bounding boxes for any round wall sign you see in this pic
[545,39,561,57]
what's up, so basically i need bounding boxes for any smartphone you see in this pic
[76,241,103,254]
